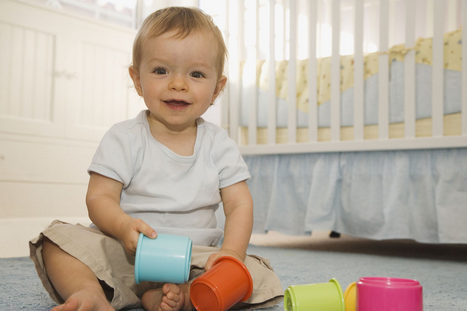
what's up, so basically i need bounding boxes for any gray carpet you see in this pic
[1,233,467,310]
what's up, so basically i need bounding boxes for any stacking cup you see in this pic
[283,278,345,311]
[134,233,192,284]
[344,282,357,311]
[190,256,253,311]
[356,277,423,311]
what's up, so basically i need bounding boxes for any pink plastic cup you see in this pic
[356,277,423,311]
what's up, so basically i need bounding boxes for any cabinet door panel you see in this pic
[0,20,62,137]
[64,16,142,141]
[66,39,135,141]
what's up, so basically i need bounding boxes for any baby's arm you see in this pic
[205,180,253,270]
[86,172,157,255]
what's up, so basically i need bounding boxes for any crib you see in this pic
[220,0,467,244]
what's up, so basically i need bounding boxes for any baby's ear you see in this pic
[212,75,227,103]
[129,66,143,96]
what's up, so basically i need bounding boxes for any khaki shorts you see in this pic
[29,220,284,310]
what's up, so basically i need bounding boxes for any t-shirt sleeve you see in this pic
[87,125,133,188]
[215,132,251,189]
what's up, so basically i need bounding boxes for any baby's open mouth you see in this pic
[164,100,190,107]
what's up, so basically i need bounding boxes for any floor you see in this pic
[250,230,467,262]
[1,230,466,310]
[248,230,467,310]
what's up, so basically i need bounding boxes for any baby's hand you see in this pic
[204,249,244,271]
[119,217,157,255]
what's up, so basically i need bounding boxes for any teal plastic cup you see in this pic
[134,233,192,284]
[284,278,345,311]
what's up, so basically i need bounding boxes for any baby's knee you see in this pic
[42,237,57,254]
[41,237,64,264]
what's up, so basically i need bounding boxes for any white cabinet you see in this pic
[0,0,141,141]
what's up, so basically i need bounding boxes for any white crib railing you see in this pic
[378,0,389,140]
[464,0,467,136]
[223,0,467,155]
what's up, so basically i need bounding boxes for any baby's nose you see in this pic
[169,75,188,91]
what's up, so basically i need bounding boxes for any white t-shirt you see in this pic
[88,110,250,246]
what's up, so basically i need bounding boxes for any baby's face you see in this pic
[130,30,226,132]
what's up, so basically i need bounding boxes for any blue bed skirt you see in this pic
[242,148,467,244]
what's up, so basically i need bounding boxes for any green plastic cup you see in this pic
[284,278,345,311]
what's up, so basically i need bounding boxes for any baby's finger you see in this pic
[136,220,157,239]
[205,253,219,271]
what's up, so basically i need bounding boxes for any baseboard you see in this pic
[0,217,91,258]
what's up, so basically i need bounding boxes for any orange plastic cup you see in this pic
[190,256,253,311]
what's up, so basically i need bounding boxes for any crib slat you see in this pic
[308,0,318,142]
[283,1,287,62]
[288,0,297,143]
[268,0,276,144]
[331,0,341,141]
[464,0,467,136]
[221,0,230,130]
[446,0,457,32]
[256,0,260,60]
[404,0,416,139]
[425,0,433,38]
[247,0,258,145]
[354,0,364,141]
[378,0,389,139]
[228,0,242,143]
[432,0,444,137]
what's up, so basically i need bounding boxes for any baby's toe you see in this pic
[167,291,181,302]
[166,284,182,295]
[162,296,178,308]
[162,284,171,295]
[159,283,188,311]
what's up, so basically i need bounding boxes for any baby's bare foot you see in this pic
[50,289,115,311]
[142,283,194,311]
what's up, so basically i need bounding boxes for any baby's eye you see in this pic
[191,71,205,78]
[153,67,167,75]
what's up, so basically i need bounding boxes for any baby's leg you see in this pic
[142,283,194,311]
[42,238,115,311]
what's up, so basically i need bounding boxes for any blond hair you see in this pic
[132,7,227,78]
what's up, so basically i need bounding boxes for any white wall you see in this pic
[139,0,199,28]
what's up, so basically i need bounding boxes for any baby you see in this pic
[29,6,283,311]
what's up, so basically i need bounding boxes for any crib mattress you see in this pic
[241,113,461,144]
